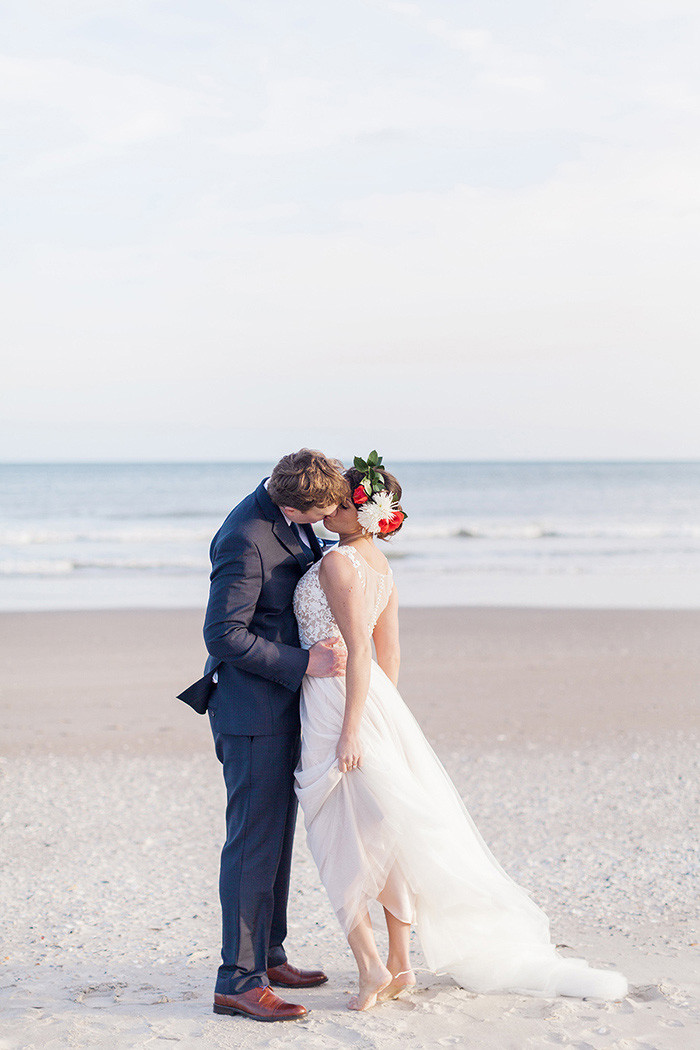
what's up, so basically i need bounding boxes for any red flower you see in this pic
[353,485,369,505]
[379,511,404,534]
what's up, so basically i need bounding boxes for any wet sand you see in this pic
[1,606,698,755]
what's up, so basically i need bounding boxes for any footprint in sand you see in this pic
[627,984,666,1003]
[73,981,127,1002]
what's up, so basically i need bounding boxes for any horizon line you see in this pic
[2,458,699,467]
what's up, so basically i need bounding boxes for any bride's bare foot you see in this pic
[347,962,392,1011]
[377,967,416,1002]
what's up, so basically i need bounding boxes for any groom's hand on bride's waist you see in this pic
[306,636,346,677]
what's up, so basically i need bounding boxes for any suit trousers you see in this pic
[213,730,301,995]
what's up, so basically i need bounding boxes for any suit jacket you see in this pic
[191,479,323,736]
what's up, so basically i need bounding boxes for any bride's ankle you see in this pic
[357,958,389,980]
[386,957,413,979]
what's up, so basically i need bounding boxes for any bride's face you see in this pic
[323,497,359,536]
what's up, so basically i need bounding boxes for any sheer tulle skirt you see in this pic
[295,661,628,1000]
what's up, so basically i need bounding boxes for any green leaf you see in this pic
[368,450,378,466]
[354,456,367,471]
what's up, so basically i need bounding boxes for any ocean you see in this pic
[1,461,699,611]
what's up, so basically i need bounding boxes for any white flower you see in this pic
[357,499,386,534]
[372,490,397,517]
[357,489,398,533]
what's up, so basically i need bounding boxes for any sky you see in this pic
[2,0,699,462]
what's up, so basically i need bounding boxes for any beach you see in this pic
[1,607,698,1049]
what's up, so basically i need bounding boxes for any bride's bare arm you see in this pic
[372,585,400,686]
[318,552,371,772]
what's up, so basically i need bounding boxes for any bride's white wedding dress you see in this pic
[293,545,628,1000]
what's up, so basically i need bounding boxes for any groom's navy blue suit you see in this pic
[202,480,323,995]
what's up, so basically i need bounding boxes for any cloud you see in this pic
[0,54,214,176]
[584,0,700,21]
[376,1,547,95]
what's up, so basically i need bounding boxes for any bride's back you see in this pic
[293,544,393,652]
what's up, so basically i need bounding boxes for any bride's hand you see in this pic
[336,732,362,774]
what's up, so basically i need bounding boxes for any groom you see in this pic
[191,449,348,1022]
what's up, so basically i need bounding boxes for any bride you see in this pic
[293,452,628,1012]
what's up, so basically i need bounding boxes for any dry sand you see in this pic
[0,607,698,1049]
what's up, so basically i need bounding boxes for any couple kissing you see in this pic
[178,448,627,1023]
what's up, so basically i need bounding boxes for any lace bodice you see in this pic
[293,545,393,652]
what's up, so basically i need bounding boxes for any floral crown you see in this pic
[351,451,407,536]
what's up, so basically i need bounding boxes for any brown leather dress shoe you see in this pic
[213,986,307,1022]
[266,961,328,988]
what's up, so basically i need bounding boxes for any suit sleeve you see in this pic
[203,532,309,691]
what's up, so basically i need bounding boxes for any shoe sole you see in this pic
[268,977,329,988]
[213,1004,306,1021]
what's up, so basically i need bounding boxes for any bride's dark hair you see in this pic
[344,466,406,541]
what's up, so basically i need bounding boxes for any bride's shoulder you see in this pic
[320,546,358,569]
[320,546,364,582]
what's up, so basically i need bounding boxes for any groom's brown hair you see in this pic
[267,448,349,511]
